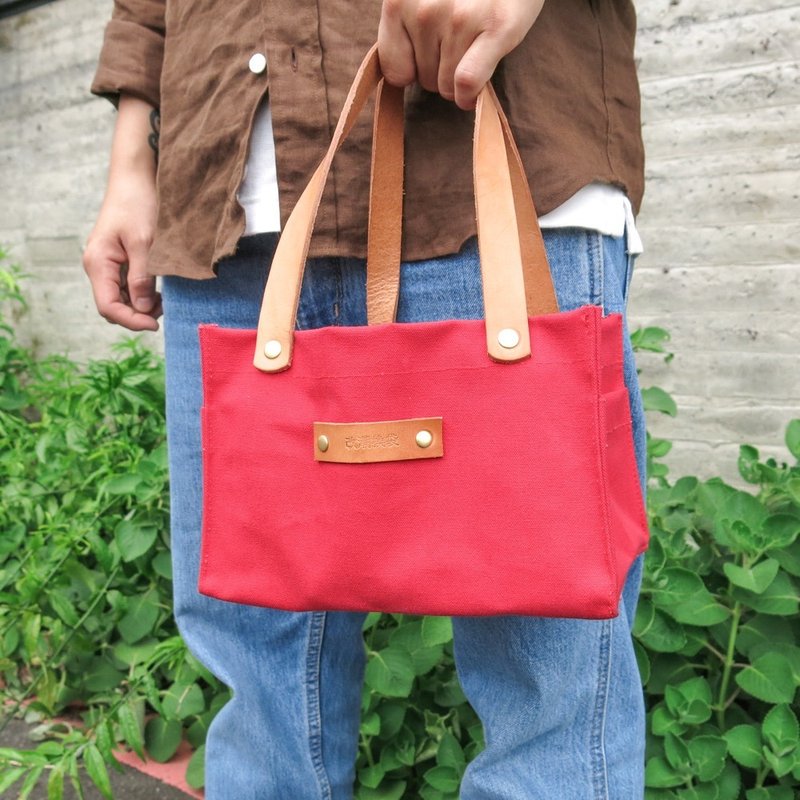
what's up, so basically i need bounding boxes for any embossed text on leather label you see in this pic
[313,417,443,464]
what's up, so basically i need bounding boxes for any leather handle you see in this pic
[253,44,559,373]
[366,82,559,327]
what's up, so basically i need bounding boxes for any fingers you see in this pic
[125,236,161,318]
[378,0,417,87]
[453,30,506,110]
[83,235,160,332]
[378,0,544,109]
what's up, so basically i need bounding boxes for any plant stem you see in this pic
[716,601,742,729]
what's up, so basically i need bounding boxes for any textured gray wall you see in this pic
[0,0,798,482]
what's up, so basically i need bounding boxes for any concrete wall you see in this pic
[0,0,798,482]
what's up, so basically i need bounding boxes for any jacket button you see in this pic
[248,53,267,74]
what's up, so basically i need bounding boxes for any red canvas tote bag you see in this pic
[197,44,649,619]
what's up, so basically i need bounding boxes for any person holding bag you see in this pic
[84,0,649,796]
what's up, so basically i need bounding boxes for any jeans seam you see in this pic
[591,620,613,800]
[305,611,333,800]
[589,231,604,309]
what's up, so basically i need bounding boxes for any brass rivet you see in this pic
[317,434,329,452]
[497,328,520,349]
[415,430,433,448]
[264,339,282,359]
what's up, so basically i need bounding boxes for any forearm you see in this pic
[108,94,158,187]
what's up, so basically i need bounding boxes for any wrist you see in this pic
[108,95,158,183]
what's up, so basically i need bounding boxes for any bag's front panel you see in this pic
[199,306,630,618]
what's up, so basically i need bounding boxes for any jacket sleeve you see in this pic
[90,0,165,109]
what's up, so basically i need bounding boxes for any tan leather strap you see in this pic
[253,44,383,372]
[253,44,559,372]
[367,83,558,326]
[366,79,405,326]
[487,85,558,318]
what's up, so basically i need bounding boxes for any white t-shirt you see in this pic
[238,99,643,254]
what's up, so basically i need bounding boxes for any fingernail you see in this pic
[134,298,152,312]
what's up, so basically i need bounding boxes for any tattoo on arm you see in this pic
[148,108,161,161]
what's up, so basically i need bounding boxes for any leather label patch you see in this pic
[314,417,443,463]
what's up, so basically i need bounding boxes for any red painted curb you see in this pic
[115,740,204,798]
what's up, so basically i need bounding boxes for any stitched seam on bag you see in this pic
[198,405,213,588]
[305,612,333,800]
[245,359,603,382]
[591,307,618,616]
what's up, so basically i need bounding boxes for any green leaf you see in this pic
[645,756,683,788]
[104,474,142,495]
[49,592,81,627]
[112,639,160,668]
[67,755,86,800]
[745,788,794,800]
[735,652,796,704]
[634,639,651,684]
[422,616,453,646]
[185,743,205,789]
[786,419,800,459]
[118,702,145,760]
[47,764,65,800]
[763,514,800,549]
[145,717,183,763]
[733,571,799,616]
[162,682,205,720]
[376,702,406,740]
[436,733,466,770]
[365,647,415,698]
[663,732,690,771]
[0,767,25,794]
[361,711,380,736]
[642,387,677,416]
[762,704,799,756]
[762,747,795,778]
[151,551,173,580]
[634,601,687,653]
[83,658,126,693]
[357,780,407,800]
[114,520,158,563]
[723,558,780,594]
[423,766,461,793]
[434,676,467,707]
[83,744,113,800]
[359,764,386,789]
[738,445,762,483]
[631,326,671,353]
[18,766,44,800]
[771,538,800,577]
[687,735,727,782]
[362,612,382,631]
[117,590,160,644]
[736,615,795,656]
[665,677,713,725]
[389,621,444,676]
[93,720,116,764]
[651,704,685,737]
[724,724,763,769]
[715,760,741,800]
[652,567,729,625]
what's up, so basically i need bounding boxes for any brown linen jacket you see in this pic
[91,0,645,280]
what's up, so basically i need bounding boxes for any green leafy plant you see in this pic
[0,252,226,798]
[637,423,800,800]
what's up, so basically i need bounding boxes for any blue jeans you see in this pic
[162,230,647,799]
